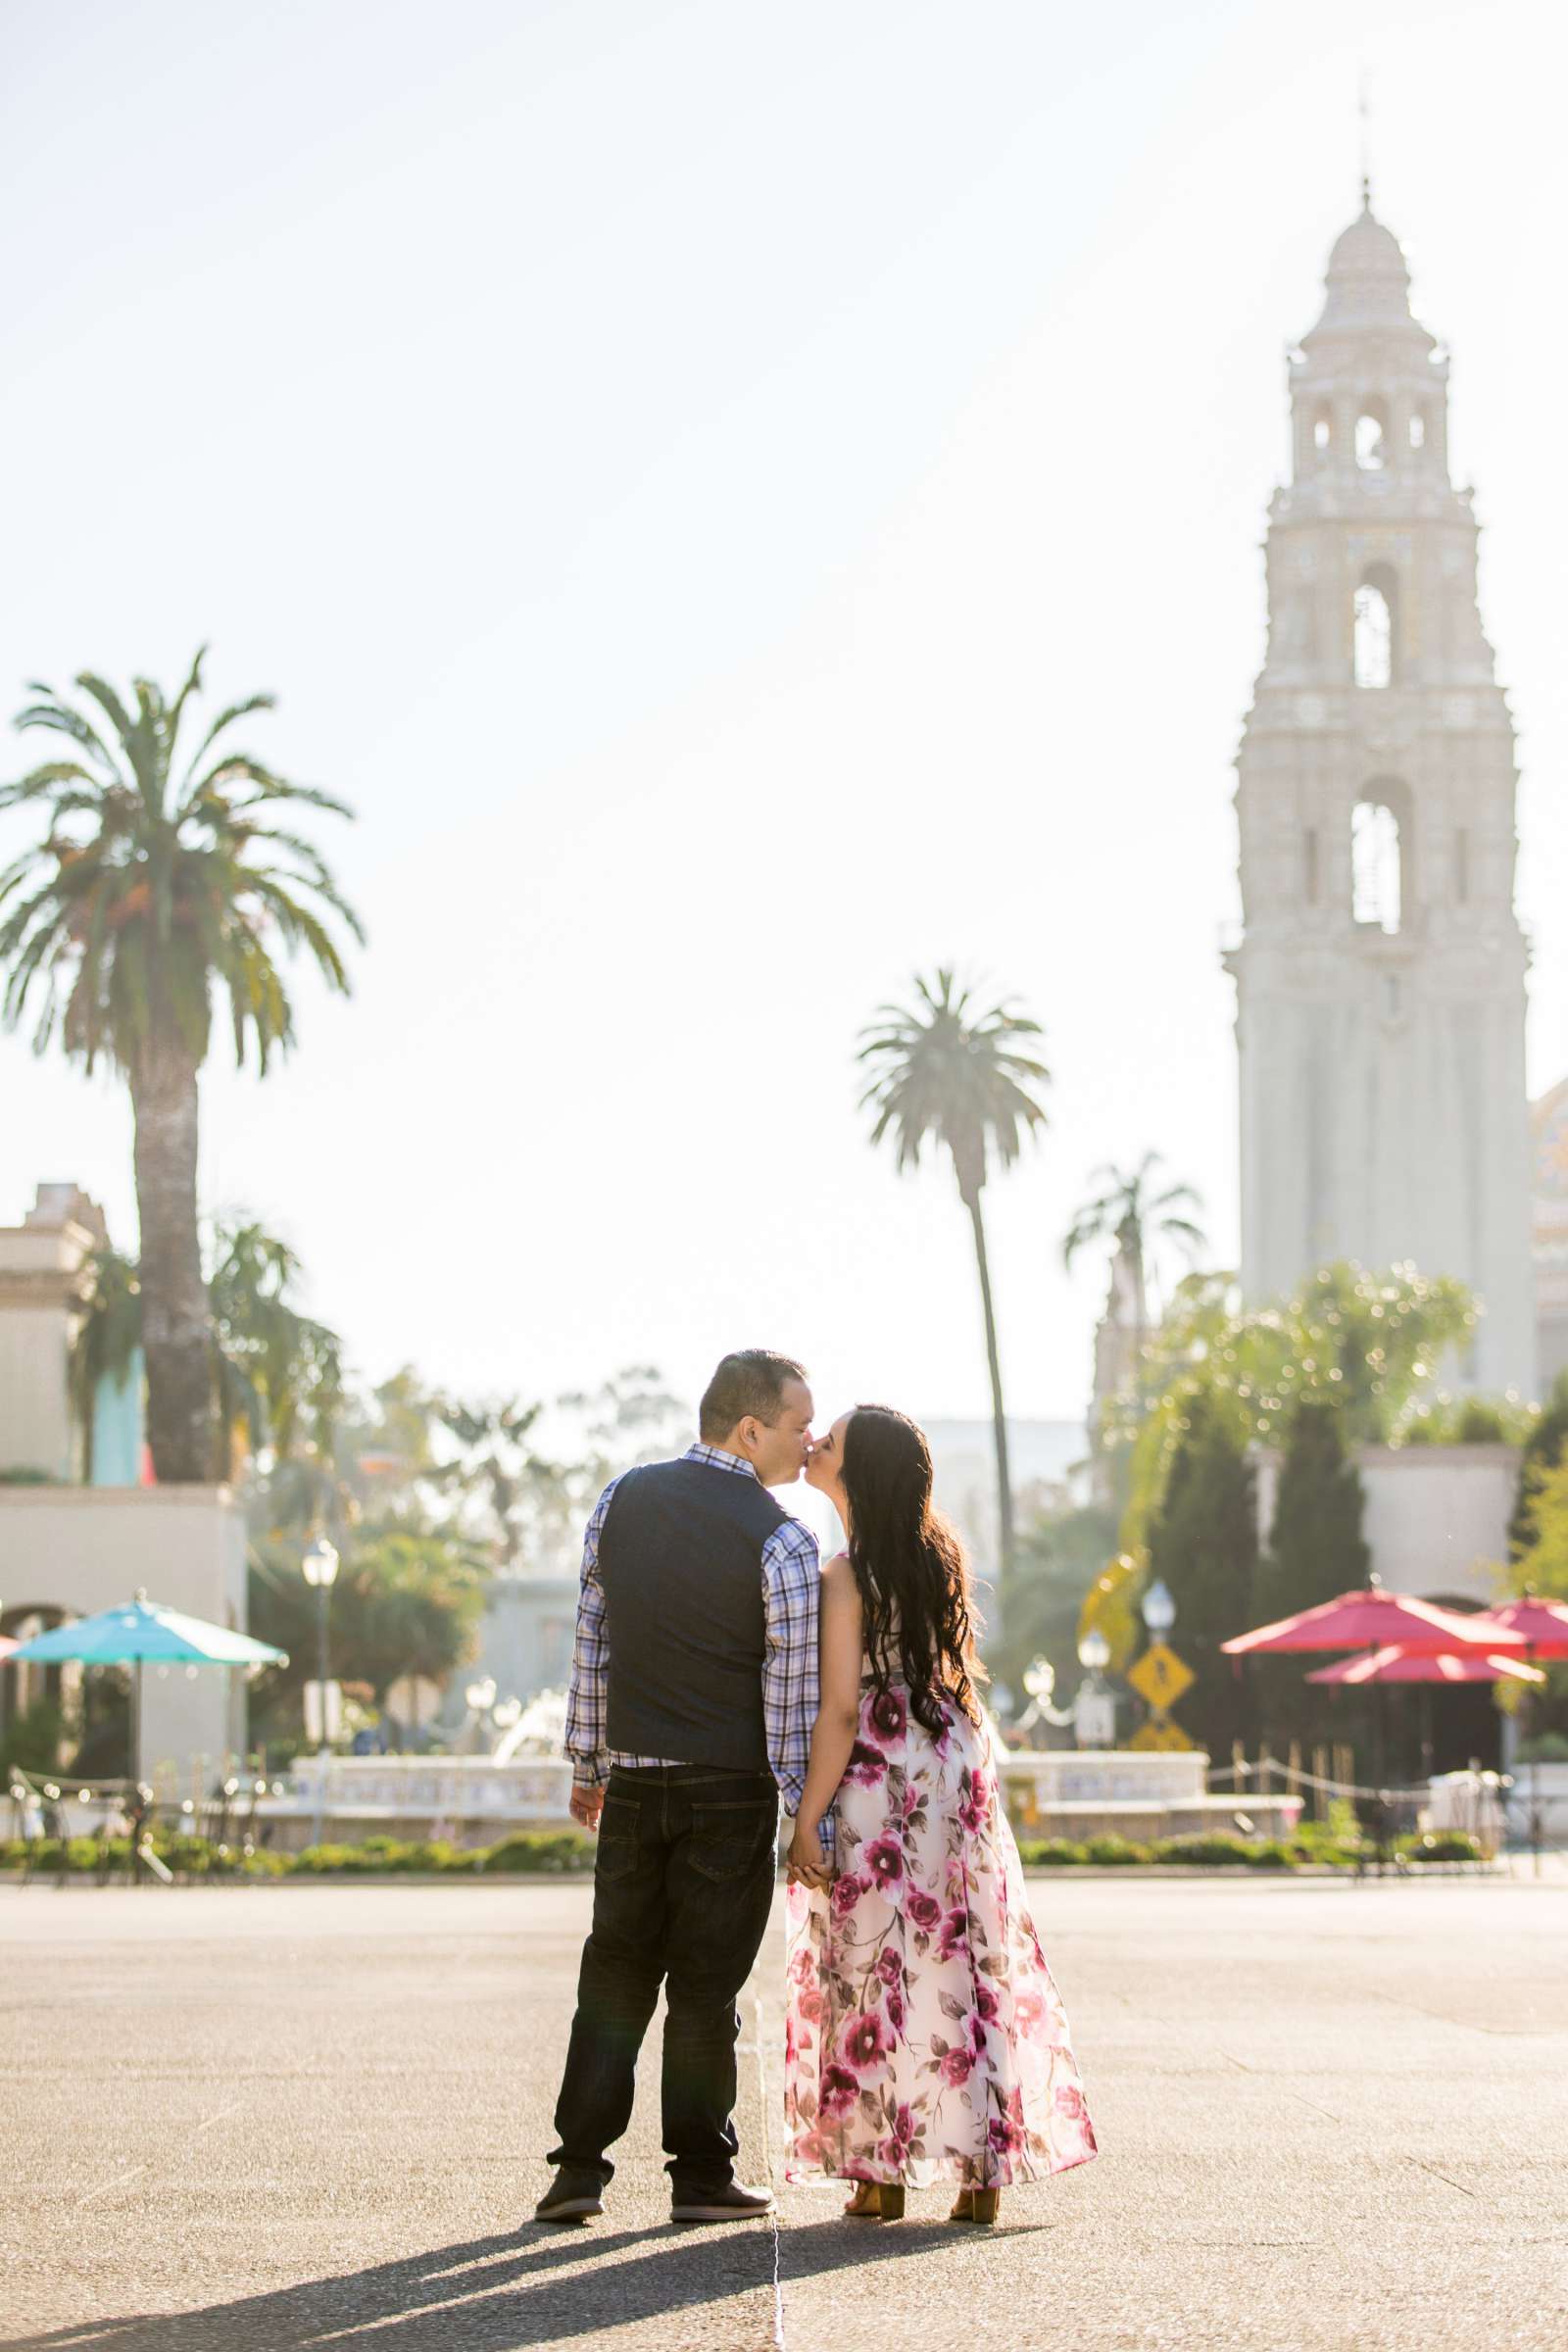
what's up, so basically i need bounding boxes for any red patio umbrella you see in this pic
[1486,1593,1568,1657]
[1220,1579,1526,1805]
[1220,1583,1526,1658]
[1305,1647,1545,1687]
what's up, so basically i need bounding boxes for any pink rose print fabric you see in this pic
[784,1672,1098,2190]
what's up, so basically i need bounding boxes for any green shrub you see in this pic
[1157,1834,1262,1867]
[480,1831,595,1874]
[1014,1838,1090,1867]
[289,1841,388,1874]
[1081,1835,1152,1866]
[1398,1832,1482,1864]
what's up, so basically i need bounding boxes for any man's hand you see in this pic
[786,1818,831,1891]
[569,1784,605,1832]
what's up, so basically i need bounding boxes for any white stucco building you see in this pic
[1226,193,1536,1396]
[0,1184,245,1784]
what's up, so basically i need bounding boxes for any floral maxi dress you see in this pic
[784,1671,1099,2189]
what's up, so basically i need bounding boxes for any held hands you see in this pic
[787,1818,831,1891]
[568,1784,606,1832]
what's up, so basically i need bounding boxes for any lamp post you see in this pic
[1141,1579,1176,1640]
[1129,1577,1195,1752]
[1074,1629,1115,1749]
[465,1676,498,1754]
[301,1535,339,1848]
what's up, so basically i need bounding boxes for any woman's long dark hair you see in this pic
[840,1404,986,1737]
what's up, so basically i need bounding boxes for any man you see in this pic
[536,1348,826,2227]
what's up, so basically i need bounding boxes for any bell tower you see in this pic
[1227,193,1536,1395]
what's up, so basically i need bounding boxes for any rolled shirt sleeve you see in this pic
[563,1477,619,1788]
[761,1517,834,1856]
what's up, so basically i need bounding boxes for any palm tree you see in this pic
[858,968,1050,1582]
[1062,1152,1206,1368]
[210,1217,346,1482]
[0,650,362,1483]
[434,1397,555,1575]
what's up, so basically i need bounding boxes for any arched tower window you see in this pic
[1354,402,1389,470]
[1353,563,1397,688]
[1352,800,1402,932]
[1312,406,1332,454]
[1408,410,1426,451]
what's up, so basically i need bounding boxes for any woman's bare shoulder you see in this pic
[819,1550,859,1602]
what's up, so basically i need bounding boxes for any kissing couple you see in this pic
[536,1348,1097,2230]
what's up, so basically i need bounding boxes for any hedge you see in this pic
[1013,1830,1485,1871]
[0,1826,597,1879]
[2,1824,1485,1880]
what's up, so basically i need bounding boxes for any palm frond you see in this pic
[12,696,123,777]
[1160,1215,1207,1253]
[192,755,354,821]
[176,691,277,785]
[164,646,209,752]
[73,672,139,758]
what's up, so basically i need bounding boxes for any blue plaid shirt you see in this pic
[564,1443,829,1844]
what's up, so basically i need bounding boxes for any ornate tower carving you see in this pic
[1227,195,1536,1394]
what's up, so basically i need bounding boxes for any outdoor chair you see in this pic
[18,1785,72,1889]
[1350,1793,1400,1878]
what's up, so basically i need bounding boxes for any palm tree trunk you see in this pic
[964,1187,1015,1586]
[129,1046,214,1483]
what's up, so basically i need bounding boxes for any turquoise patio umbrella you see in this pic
[7,1590,288,1783]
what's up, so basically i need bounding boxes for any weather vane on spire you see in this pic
[1358,68,1374,211]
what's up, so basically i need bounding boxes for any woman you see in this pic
[784,1404,1097,2224]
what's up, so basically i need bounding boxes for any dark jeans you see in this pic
[548,1765,779,2194]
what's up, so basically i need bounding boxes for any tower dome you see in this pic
[1304,193,1422,339]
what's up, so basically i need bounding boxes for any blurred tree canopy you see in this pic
[1509,1370,1568,1562]
[1108,1261,1475,1545]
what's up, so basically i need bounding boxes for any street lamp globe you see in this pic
[1022,1656,1055,1704]
[1077,1628,1110,1675]
[301,1536,339,1590]
[465,1676,497,1715]
[1141,1578,1177,1638]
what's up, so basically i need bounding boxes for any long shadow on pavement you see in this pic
[6,2212,1057,2351]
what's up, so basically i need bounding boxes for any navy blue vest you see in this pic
[597,1457,785,1773]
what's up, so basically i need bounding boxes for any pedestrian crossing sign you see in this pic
[1127,1642,1195,1709]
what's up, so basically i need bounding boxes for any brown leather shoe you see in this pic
[669,2180,776,2224]
[534,2168,605,2224]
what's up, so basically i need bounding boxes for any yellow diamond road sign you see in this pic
[1127,1641,1195,1710]
[1129,1719,1196,1752]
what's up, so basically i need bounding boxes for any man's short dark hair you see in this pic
[699,1349,808,1442]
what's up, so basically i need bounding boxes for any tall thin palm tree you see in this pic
[858,967,1050,1583]
[1062,1152,1205,1369]
[0,650,363,1483]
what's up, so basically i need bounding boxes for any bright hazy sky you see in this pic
[3,0,1566,1430]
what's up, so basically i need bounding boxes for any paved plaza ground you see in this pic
[2,1869,1565,2351]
